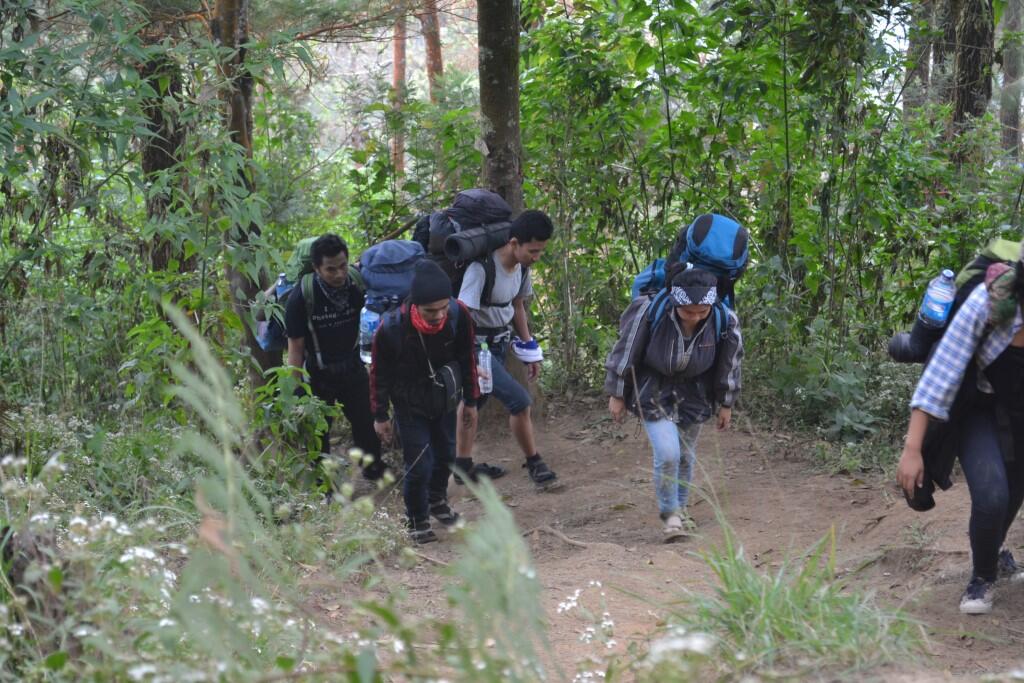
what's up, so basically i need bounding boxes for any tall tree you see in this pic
[392,14,407,176]
[1001,0,1023,156]
[951,0,994,131]
[477,0,523,213]
[419,0,444,104]
[214,0,277,377]
[904,0,934,112]
[932,0,963,105]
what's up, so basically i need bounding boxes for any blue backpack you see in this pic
[359,239,425,312]
[632,213,749,309]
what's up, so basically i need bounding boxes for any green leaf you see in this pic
[44,652,68,670]
[275,656,295,671]
[48,565,63,592]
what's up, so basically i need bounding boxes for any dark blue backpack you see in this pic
[359,239,425,312]
[632,213,749,308]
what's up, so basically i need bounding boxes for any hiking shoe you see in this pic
[661,513,686,542]
[429,499,461,527]
[407,520,438,545]
[524,455,558,486]
[453,462,508,485]
[959,576,995,615]
[361,461,390,482]
[997,549,1024,582]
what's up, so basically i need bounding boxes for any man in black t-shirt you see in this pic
[285,234,386,482]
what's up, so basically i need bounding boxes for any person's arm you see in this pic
[511,297,532,341]
[457,262,486,311]
[713,309,743,429]
[909,285,990,420]
[896,408,933,495]
[605,297,652,421]
[455,301,479,428]
[283,287,308,379]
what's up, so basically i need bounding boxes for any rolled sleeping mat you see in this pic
[444,222,512,262]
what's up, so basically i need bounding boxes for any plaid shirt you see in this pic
[911,285,1024,421]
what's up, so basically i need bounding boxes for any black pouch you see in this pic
[428,360,463,416]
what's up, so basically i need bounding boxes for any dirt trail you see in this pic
[325,398,1024,680]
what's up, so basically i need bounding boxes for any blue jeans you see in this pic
[475,340,532,415]
[394,410,457,523]
[959,408,1024,581]
[643,419,702,516]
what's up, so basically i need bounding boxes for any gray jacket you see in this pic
[604,296,743,426]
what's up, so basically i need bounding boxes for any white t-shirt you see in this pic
[458,253,533,330]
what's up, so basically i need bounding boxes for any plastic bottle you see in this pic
[358,307,380,365]
[918,268,957,328]
[477,343,493,394]
[273,272,288,298]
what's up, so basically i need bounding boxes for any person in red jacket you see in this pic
[370,259,480,544]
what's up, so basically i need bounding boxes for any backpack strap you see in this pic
[348,267,366,294]
[299,273,326,370]
[479,256,529,308]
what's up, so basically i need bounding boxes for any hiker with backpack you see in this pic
[370,259,480,544]
[452,209,560,490]
[896,241,1024,615]
[605,266,743,541]
[284,234,388,483]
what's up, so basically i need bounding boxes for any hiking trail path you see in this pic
[313,397,1024,681]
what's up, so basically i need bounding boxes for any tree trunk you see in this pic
[214,0,278,381]
[478,0,524,214]
[1001,0,1023,157]
[140,52,186,273]
[419,0,444,104]
[951,0,994,131]
[932,0,963,105]
[904,0,934,112]
[392,15,407,176]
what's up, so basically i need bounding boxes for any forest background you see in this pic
[1,0,1021,679]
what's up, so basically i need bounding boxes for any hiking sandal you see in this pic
[453,462,508,485]
[429,500,461,527]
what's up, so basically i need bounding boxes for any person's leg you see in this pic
[487,342,555,484]
[960,409,1010,582]
[428,411,460,526]
[307,371,338,456]
[337,364,386,479]
[394,412,436,542]
[643,418,683,517]
[958,408,1009,613]
[676,422,702,515]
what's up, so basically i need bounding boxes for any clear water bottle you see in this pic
[918,269,957,328]
[477,343,493,394]
[358,306,380,365]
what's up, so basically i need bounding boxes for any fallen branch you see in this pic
[413,550,449,567]
[521,525,589,548]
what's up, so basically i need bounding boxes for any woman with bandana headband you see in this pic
[604,267,743,541]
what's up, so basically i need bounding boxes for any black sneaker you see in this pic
[429,499,461,527]
[524,455,558,487]
[407,519,438,545]
[959,576,995,615]
[453,462,508,485]
[998,549,1024,582]
[361,461,390,482]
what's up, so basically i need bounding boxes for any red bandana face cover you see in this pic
[411,303,447,334]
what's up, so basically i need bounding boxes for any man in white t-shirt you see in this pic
[455,210,559,489]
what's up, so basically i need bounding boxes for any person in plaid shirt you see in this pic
[897,247,1024,615]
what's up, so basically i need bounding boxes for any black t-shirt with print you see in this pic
[284,275,364,366]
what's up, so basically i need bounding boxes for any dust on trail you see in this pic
[318,397,1024,681]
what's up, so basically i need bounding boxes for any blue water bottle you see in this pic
[358,306,380,365]
[273,272,288,298]
[918,269,957,328]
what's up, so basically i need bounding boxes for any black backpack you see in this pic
[412,189,520,306]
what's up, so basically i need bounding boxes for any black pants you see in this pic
[960,408,1024,581]
[394,409,456,523]
[309,361,383,475]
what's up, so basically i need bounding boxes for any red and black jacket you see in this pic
[369,298,480,421]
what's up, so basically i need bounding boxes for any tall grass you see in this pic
[0,306,550,681]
